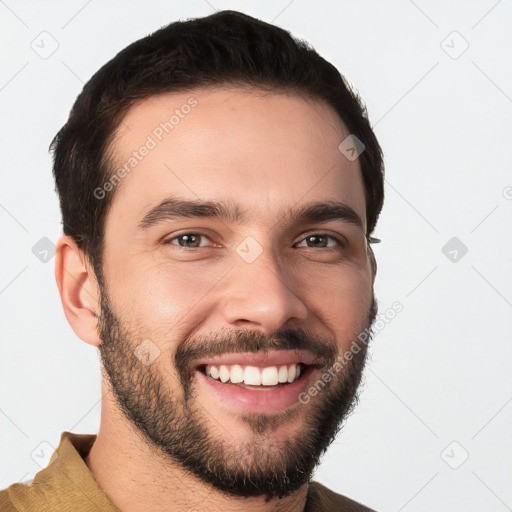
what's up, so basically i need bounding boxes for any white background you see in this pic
[1,1,511,510]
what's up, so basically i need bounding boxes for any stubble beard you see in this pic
[97,287,376,500]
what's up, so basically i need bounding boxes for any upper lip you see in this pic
[194,350,318,368]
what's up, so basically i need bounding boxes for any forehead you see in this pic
[106,86,367,231]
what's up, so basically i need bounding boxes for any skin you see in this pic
[55,87,376,512]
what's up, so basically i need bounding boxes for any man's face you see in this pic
[97,87,376,499]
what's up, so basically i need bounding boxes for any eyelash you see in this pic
[163,232,345,250]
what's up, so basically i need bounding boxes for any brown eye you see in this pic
[166,233,210,248]
[295,234,343,249]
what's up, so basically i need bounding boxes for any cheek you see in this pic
[105,253,229,333]
[302,264,373,341]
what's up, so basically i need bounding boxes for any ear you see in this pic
[368,245,377,284]
[55,235,102,347]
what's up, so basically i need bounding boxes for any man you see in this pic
[1,10,384,512]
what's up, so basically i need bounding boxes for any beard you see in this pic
[97,287,377,501]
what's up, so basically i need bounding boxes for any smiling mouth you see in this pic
[197,363,309,389]
[194,351,321,412]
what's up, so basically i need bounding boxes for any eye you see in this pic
[164,233,217,249]
[294,233,344,249]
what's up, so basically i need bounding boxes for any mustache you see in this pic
[175,328,338,391]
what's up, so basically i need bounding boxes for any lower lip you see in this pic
[196,367,314,413]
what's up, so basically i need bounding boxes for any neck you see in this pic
[84,388,308,512]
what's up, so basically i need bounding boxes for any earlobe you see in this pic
[55,235,102,347]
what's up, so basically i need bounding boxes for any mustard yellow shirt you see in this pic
[0,432,375,511]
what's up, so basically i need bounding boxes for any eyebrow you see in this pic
[139,197,364,231]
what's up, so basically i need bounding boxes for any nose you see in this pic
[218,248,308,335]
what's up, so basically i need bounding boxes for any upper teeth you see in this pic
[205,363,302,386]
